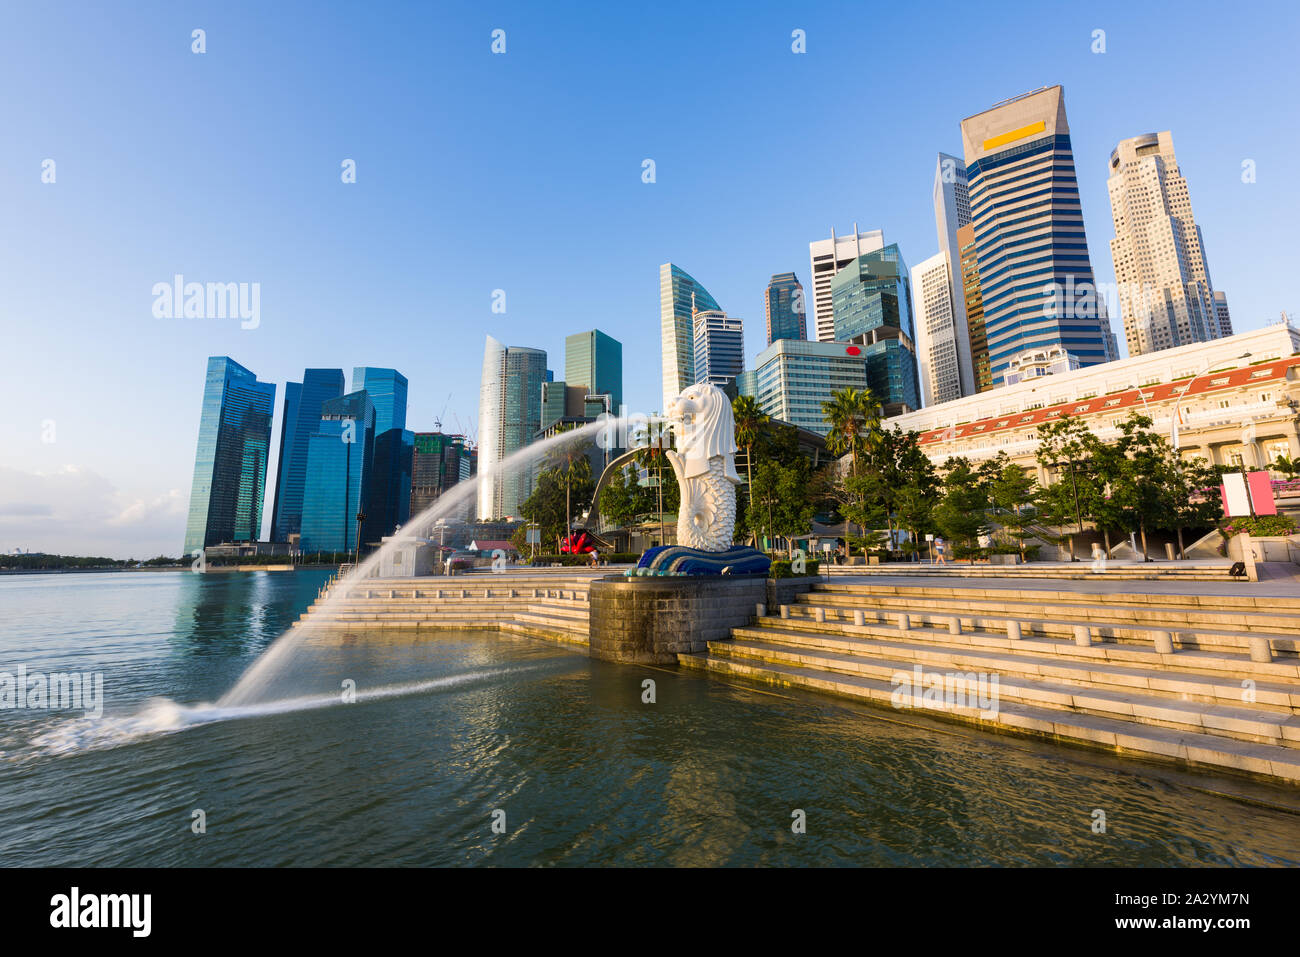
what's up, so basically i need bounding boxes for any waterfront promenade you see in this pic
[301,562,1300,787]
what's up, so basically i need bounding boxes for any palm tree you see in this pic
[821,386,878,477]
[821,386,880,557]
[1271,453,1299,478]
[546,424,594,547]
[731,394,769,488]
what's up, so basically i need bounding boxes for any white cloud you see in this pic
[0,464,188,559]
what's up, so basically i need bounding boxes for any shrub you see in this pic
[1221,515,1297,538]
[769,559,821,579]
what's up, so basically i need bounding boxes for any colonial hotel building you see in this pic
[888,324,1300,481]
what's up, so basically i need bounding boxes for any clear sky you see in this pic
[2,0,1297,558]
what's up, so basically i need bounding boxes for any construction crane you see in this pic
[433,392,452,432]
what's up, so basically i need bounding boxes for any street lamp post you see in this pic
[1171,352,1252,451]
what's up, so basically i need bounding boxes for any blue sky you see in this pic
[2,0,1297,557]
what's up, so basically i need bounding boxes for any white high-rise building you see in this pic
[932,153,976,397]
[1107,131,1228,356]
[807,225,884,342]
[911,251,963,407]
[659,263,722,410]
[477,336,547,520]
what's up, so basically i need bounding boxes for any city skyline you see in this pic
[3,1,1297,556]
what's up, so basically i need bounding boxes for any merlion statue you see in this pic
[664,383,743,551]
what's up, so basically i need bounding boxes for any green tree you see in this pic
[1107,414,1167,561]
[1034,415,1101,560]
[984,455,1038,561]
[749,459,814,557]
[1270,453,1299,478]
[731,394,769,486]
[860,426,939,554]
[544,424,595,546]
[934,457,989,558]
[822,386,879,477]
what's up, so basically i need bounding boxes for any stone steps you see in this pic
[824,564,1239,581]
[717,635,1300,746]
[774,602,1299,659]
[744,618,1300,686]
[678,653,1300,783]
[812,581,1300,616]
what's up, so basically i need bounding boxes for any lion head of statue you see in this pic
[667,382,741,481]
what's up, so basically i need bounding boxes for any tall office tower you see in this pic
[693,310,745,388]
[764,272,806,345]
[660,263,721,410]
[1107,131,1226,356]
[911,251,963,407]
[829,244,921,415]
[352,367,412,545]
[1214,291,1233,338]
[540,379,568,429]
[961,86,1115,385]
[748,340,870,436]
[410,432,472,521]
[808,225,885,342]
[932,153,976,396]
[477,336,547,520]
[565,328,623,416]
[299,391,376,554]
[957,224,993,392]
[183,357,276,555]
[351,367,408,433]
[269,368,344,542]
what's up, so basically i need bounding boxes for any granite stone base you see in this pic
[588,574,769,664]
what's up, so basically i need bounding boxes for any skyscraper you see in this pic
[745,339,870,436]
[352,367,412,545]
[932,153,976,396]
[410,432,473,522]
[961,86,1116,386]
[764,272,806,345]
[477,336,547,520]
[1214,291,1234,338]
[830,244,921,414]
[183,357,276,555]
[564,329,623,416]
[299,391,376,554]
[269,368,345,542]
[808,225,885,342]
[911,251,962,407]
[1106,130,1228,355]
[693,310,745,388]
[957,224,993,393]
[659,263,721,410]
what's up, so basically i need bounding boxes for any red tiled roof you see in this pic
[917,356,1299,445]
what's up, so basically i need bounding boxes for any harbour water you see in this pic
[2,569,1300,866]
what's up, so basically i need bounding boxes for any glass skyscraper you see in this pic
[270,368,345,542]
[830,244,921,414]
[299,390,376,554]
[961,86,1117,385]
[477,336,547,520]
[764,272,806,345]
[183,357,276,555]
[352,367,412,546]
[659,263,721,410]
[747,340,870,436]
[693,310,745,388]
[564,329,623,416]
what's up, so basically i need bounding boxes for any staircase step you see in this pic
[679,653,1300,783]
[729,626,1300,711]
